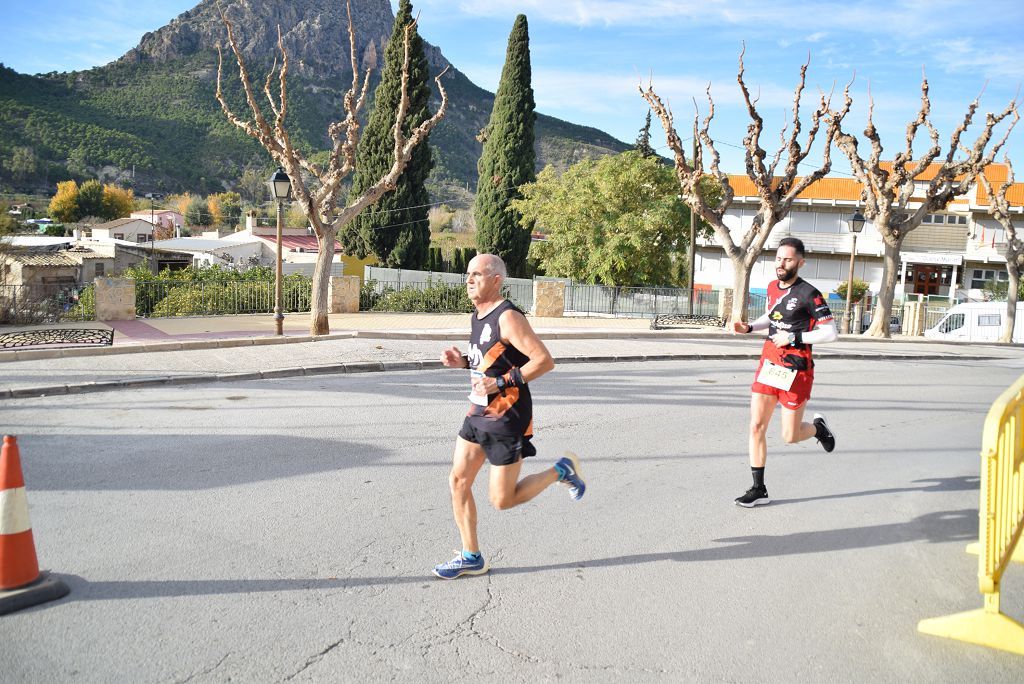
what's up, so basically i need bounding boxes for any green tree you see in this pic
[238,168,267,205]
[343,0,433,269]
[5,146,37,183]
[185,195,212,228]
[835,278,870,303]
[634,111,655,158]
[66,146,90,179]
[474,14,536,277]
[49,180,80,222]
[512,151,706,286]
[215,192,243,229]
[77,180,105,219]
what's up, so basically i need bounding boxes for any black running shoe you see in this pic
[813,413,835,453]
[735,485,770,507]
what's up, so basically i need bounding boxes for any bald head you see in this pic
[470,253,507,278]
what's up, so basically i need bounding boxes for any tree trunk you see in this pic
[866,239,904,339]
[309,228,337,336]
[1001,254,1020,344]
[729,256,754,323]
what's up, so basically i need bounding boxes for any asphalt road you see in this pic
[2,356,1023,682]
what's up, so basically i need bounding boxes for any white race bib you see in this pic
[468,369,488,406]
[757,361,797,391]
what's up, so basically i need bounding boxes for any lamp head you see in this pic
[268,167,292,201]
[848,211,866,234]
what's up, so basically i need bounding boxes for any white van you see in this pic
[924,302,1024,343]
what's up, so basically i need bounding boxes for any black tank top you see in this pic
[466,300,533,437]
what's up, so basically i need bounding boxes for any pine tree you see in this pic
[474,14,535,277]
[342,0,434,268]
[635,111,655,158]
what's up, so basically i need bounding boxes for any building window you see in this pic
[94,263,105,276]
[113,233,124,240]
[978,314,1001,327]
[970,269,1009,289]
[137,234,149,243]
[923,214,968,225]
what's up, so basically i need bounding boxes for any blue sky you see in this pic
[2,0,1022,175]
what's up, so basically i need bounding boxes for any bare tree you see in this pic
[216,2,449,334]
[640,49,849,323]
[831,77,1017,338]
[979,158,1023,343]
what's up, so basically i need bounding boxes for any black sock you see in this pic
[751,467,765,489]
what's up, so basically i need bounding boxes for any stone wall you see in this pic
[532,281,565,318]
[330,275,360,314]
[94,278,136,321]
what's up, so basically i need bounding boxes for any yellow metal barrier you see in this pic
[918,373,1024,654]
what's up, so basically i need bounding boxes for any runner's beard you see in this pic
[776,266,798,282]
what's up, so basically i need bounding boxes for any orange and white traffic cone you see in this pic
[0,435,69,614]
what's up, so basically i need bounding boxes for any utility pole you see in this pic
[687,123,697,315]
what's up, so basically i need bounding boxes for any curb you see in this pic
[0,352,1003,400]
[3,326,1020,363]
[0,331,360,362]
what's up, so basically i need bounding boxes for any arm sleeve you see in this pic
[748,313,772,332]
[800,321,838,344]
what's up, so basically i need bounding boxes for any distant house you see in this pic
[129,209,183,236]
[91,218,156,244]
[152,237,269,269]
[0,240,191,287]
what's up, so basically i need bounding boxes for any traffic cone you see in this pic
[0,435,69,614]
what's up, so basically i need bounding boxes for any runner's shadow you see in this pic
[769,476,979,507]
[496,508,976,574]
[43,510,974,600]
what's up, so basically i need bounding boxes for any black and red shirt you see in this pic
[760,278,833,369]
[466,300,533,437]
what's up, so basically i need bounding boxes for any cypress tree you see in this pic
[474,14,535,277]
[635,111,655,158]
[342,0,434,268]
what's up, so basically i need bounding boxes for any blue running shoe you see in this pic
[432,552,489,580]
[555,451,586,501]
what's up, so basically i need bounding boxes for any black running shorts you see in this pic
[458,417,537,466]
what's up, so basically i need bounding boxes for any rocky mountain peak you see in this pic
[120,0,448,81]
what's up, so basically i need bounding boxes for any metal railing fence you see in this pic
[359,279,474,313]
[566,284,721,318]
[135,279,311,318]
[0,283,94,324]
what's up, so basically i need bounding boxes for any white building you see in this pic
[151,237,270,269]
[90,218,156,244]
[695,163,1022,303]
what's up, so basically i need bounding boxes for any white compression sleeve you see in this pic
[800,321,838,344]
[748,313,771,332]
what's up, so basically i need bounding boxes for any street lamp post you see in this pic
[268,167,291,336]
[843,210,866,334]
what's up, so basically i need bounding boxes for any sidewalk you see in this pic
[1,312,1021,399]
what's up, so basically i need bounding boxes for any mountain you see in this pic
[0,0,629,201]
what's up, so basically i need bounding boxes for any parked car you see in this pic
[861,314,901,334]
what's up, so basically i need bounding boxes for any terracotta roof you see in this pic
[16,252,83,267]
[728,162,1024,208]
[728,175,863,201]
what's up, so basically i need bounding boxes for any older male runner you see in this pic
[731,237,838,507]
[433,253,585,579]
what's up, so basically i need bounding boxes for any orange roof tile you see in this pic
[727,162,1023,208]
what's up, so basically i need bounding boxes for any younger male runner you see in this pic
[731,237,838,507]
[433,253,585,579]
